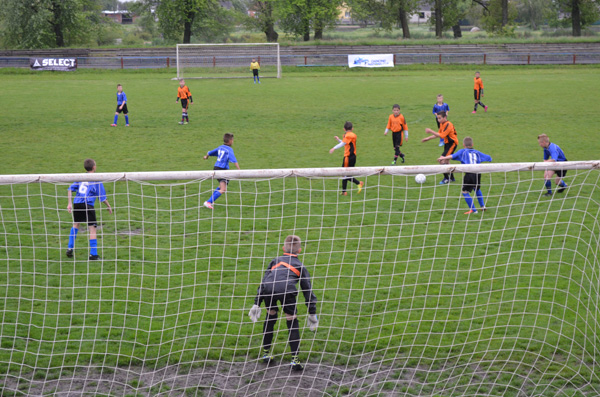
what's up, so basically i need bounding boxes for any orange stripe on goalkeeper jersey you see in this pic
[271,262,301,277]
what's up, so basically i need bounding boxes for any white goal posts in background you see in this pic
[0,162,599,396]
[175,43,281,80]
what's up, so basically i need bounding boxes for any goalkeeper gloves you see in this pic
[404,130,409,139]
[307,314,318,331]
[248,304,261,323]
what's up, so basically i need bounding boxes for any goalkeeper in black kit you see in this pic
[248,235,318,371]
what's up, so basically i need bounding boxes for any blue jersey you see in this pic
[433,102,450,116]
[117,91,127,105]
[451,148,492,165]
[543,142,567,162]
[207,145,237,169]
[69,182,107,206]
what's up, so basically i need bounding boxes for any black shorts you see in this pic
[260,290,298,316]
[474,89,483,100]
[442,141,457,157]
[392,131,404,147]
[180,99,189,110]
[342,154,356,168]
[72,202,97,226]
[553,169,567,178]
[462,173,482,193]
[436,119,440,129]
[214,166,229,184]
[116,104,128,114]
[252,69,259,76]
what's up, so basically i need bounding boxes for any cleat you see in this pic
[438,141,444,147]
[184,121,189,125]
[125,124,130,127]
[481,207,487,212]
[557,186,567,193]
[111,124,117,127]
[290,357,304,371]
[450,178,456,182]
[66,249,73,258]
[179,121,184,125]
[357,181,364,194]
[439,179,449,185]
[543,192,553,197]
[262,354,274,364]
[341,192,347,196]
[471,111,477,114]
[464,210,478,215]
[89,255,100,261]
[484,106,488,112]
[400,153,405,163]
[203,201,214,209]
[391,160,396,165]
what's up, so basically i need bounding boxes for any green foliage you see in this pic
[481,0,518,35]
[276,0,340,40]
[517,0,555,30]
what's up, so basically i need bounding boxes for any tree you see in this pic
[0,0,100,48]
[277,0,340,41]
[429,0,472,38]
[346,0,418,39]
[558,0,600,36]
[244,0,279,42]
[517,0,552,30]
[481,0,517,35]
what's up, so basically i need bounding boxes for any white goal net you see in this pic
[0,162,599,396]
[175,43,281,80]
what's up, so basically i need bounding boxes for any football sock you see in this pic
[440,138,444,144]
[479,101,486,108]
[558,181,567,187]
[286,318,300,356]
[463,193,476,211]
[443,173,449,181]
[89,239,98,256]
[353,178,360,185]
[208,189,222,203]
[262,312,278,352]
[545,180,552,193]
[450,172,455,181]
[113,115,118,124]
[342,179,349,192]
[476,189,485,207]
[125,115,129,124]
[394,147,400,157]
[68,227,78,249]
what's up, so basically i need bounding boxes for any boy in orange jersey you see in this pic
[472,71,487,113]
[329,121,364,196]
[384,104,408,165]
[422,111,459,184]
[176,79,193,124]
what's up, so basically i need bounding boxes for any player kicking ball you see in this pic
[438,137,492,214]
[203,133,240,210]
[248,235,318,371]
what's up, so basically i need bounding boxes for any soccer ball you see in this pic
[415,174,426,184]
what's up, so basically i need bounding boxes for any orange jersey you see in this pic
[474,77,484,90]
[178,85,192,100]
[342,131,357,157]
[438,121,458,145]
[386,114,407,133]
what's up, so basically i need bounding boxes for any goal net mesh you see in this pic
[0,163,599,396]
[176,43,281,80]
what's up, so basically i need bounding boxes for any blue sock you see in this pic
[476,190,485,207]
[257,77,260,83]
[208,189,222,203]
[125,115,129,124]
[545,180,552,193]
[559,180,567,187]
[440,138,444,144]
[68,227,78,249]
[113,115,118,124]
[90,239,98,256]
[463,193,476,211]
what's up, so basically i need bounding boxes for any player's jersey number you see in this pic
[217,150,228,163]
[78,182,89,196]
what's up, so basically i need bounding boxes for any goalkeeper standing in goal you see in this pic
[250,58,260,84]
[538,134,568,197]
[66,159,113,260]
[248,235,318,371]
[176,79,193,125]
[202,133,240,210]
[384,104,408,165]
[329,121,364,196]
[438,136,492,214]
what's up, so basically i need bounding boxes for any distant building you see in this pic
[337,2,433,25]
[101,10,137,24]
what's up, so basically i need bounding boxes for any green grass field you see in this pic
[0,65,599,396]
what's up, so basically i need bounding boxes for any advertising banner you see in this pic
[348,54,394,68]
[30,58,77,71]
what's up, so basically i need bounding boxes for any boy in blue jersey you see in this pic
[66,159,113,260]
[433,94,450,147]
[538,134,568,197]
[438,137,492,215]
[111,84,129,127]
[248,235,318,371]
[203,133,240,210]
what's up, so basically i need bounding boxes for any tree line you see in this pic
[0,0,597,49]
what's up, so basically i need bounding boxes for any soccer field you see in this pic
[0,65,599,396]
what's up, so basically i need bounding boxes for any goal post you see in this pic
[0,161,599,396]
[175,43,281,80]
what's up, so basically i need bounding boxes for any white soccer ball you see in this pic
[415,174,426,184]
